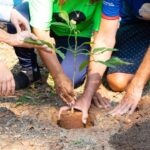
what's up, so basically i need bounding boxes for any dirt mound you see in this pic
[110,97,150,150]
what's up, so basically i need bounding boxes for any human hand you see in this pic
[54,73,75,105]
[72,95,91,124]
[0,61,15,96]
[10,8,30,32]
[110,83,143,116]
[93,89,111,109]
[8,31,52,52]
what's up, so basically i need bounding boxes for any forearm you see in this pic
[33,28,64,79]
[83,19,119,99]
[0,29,14,45]
[130,46,150,88]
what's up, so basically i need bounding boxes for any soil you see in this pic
[0,41,150,150]
[57,110,94,129]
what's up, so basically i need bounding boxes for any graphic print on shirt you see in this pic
[53,11,86,24]
[139,3,150,20]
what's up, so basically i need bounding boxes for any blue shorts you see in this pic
[107,21,150,75]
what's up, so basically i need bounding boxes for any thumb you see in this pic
[14,22,21,33]
[82,110,88,124]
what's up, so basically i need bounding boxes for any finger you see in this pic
[82,110,88,124]
[119,103,131,115]
[58,106,70,120]
[24,22,31,32]
[29,33,38,40]
[11,78,15,95]
[102,97,111,108]
[64,93,75,104]
[1,81,7,96]
[129,103,138,115]
[14,22,21,33]
[93,96,102,108]
[96,94,108,109]
[59,93,68,103]
[5,80,11,96]
[0,82,2,96]
[110,104,122,116]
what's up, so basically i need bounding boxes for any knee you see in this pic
[107,73,132,92]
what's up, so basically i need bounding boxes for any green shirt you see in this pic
[29,0,102,37]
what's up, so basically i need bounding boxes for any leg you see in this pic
[53,34,91,88]
[110,21,150,115]
[7,2,41,89]
[107,73,133,92]
[107,21,150,91]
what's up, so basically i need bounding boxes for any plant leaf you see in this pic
[24,38,54,48]
[93,47,118,54]
[55,49,65,60]
[96,57,132,67]
[59,11,70,24]
[81,41,94,46]
[24,38,43,45]
[51,22,69,28]
[79,60,89,72]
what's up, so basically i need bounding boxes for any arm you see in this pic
[33,28,75,104]
[73,18,119,124]
[111,46,150,115]
[83,18,119,99]
[29,0,75,104]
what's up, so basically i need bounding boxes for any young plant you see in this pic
[24,11,131,89]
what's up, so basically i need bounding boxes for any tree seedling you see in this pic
[24,10,132,126]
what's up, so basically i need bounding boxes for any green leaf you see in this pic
[51,22,69,28]
[79,60,89,72]
[24,38,54,48]
[96,57,132,67]
[24,38,44,45]
[55,49,65,60]
[59,11,70,24]
[93,47,118,54]
[81,41,94,46]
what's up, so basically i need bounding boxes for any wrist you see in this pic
[53,70,65,81]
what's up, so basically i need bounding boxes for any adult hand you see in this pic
[10,8,30,32]
[73,95,91,124]
[110,83,143,116]
[93,88,111,109]
[8,31,52,52]
[0,61,15,96]
[54,73,75,105]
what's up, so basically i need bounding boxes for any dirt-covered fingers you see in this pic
[110,99,132,116]
[93,96,103,108]
[1,77,15,96]
[93,93,111,109]
[59,90,75,105]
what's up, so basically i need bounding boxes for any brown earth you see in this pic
[0,41,150,150]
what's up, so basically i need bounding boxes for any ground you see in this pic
[0,40,150,150]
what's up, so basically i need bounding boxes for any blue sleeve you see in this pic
[102,0,121,20]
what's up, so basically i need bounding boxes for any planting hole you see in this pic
[57,110,95,129]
